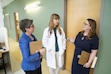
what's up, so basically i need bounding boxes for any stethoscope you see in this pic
[47,31,51,38]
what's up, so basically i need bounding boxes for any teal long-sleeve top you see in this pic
[54,28,59,52]
[19,33,41,71]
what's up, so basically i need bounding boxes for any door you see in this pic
[65,0,101,74]
[14,12,20,42]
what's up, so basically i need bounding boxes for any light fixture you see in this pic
[24,2,40,10]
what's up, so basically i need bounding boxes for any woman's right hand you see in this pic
[39,48,46,55]
[67,38,75,43]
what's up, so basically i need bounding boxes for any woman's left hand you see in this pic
[83,62,91,68]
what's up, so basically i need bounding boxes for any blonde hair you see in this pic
[49,14,61,35]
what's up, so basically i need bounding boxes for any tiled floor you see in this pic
[14,59,71,74]
[0,59,71,74]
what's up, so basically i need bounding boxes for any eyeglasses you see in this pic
[30,25,34,28]
[83,22,89,26]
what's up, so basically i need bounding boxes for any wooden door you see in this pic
[65,0,101,74]
[14,12,20,42]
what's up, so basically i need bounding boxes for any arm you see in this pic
[42,28,51,51]
[83,50,98,68]
[84,35,99,68]
[60,28,66,54]
[67,32,81,43]
[62,28,66,50]
[67,38,75,43]
[19,38,40,62]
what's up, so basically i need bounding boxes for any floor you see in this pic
[0,66,12,74]
[0,59,71,74]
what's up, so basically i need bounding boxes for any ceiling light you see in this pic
[24,2,40,10]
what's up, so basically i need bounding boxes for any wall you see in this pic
[94,0,111,74]
[0,2,4,27]
[3,0,64,40]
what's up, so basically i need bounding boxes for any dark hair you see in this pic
[19,19,33,33]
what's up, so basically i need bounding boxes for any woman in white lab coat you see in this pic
[42,14,66,74]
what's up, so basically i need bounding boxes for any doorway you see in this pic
[65,0,101,74]
[14,12,20,42]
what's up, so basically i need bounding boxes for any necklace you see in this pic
[81,36,85,40]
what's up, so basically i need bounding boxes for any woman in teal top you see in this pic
[54,28,59,52]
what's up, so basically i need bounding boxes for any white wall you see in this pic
[0,27,9,50]
[0,2,4,27]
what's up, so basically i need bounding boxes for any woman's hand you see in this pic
[83,50,98,68]
[83,62,91,68]
[67,38,75,43]
[39,48,46,55]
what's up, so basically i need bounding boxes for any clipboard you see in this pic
[78,50,98,68]
[78,50,90,65]
[30,40,42,54]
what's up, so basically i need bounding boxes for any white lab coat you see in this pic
[42,27,66,69]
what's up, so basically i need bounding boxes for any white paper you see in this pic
[91,57,98,68]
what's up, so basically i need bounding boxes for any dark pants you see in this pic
[24,66,42,74]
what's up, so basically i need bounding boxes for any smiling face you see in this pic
[48,14,62,34]
[25,24,34,34]
[81,19,97,38]
[82,20,91,32]
[20,19,34,34]
[53,18,59,27]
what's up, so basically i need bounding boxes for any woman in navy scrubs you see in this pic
[69,18,99,74]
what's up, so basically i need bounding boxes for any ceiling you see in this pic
[0,0,14,8]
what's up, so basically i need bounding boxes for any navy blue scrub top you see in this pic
[74,32,99,54]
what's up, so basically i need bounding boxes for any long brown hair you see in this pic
[81,18,97,39]
[49,14,61,35]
